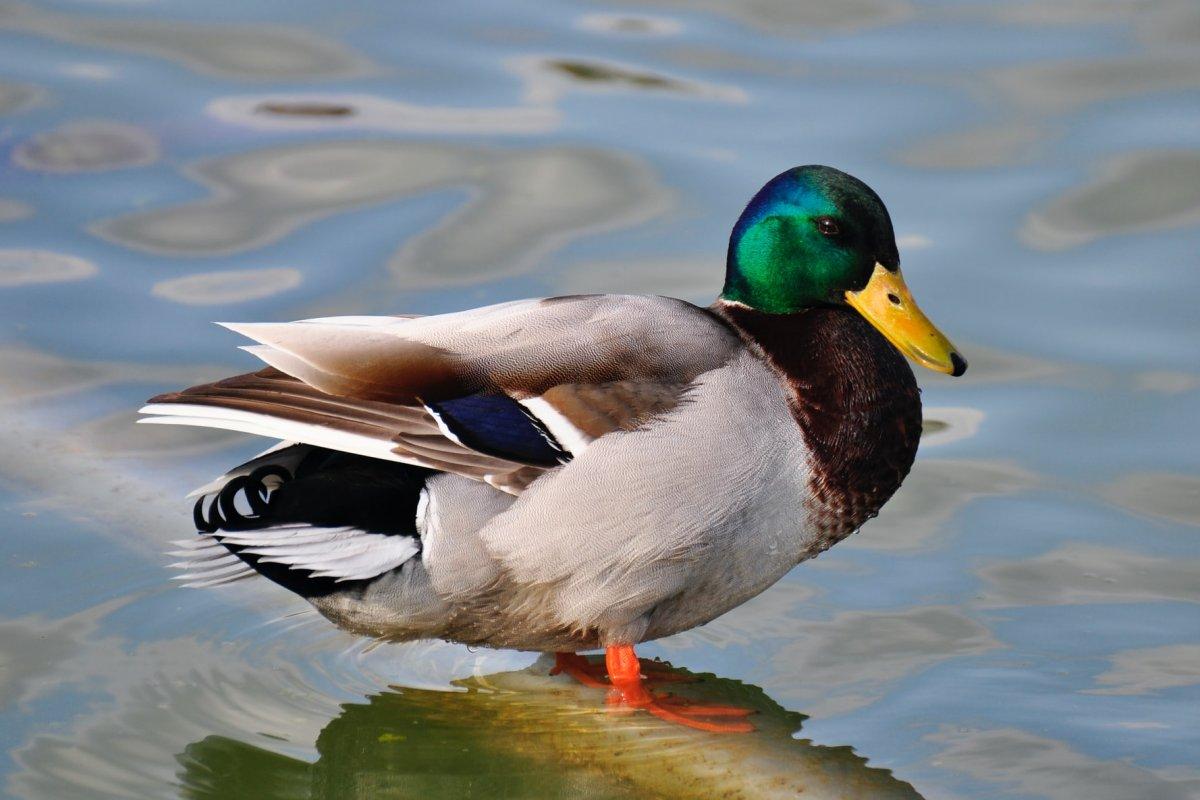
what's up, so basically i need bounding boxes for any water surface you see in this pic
[2,1,1199,798]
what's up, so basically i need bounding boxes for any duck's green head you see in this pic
[722,165,966,376]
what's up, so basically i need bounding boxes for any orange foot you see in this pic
[551,652,609,688]
[552,646,754,734]
[551,652,696,688]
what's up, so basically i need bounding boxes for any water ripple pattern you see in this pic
[1,1,1198,798]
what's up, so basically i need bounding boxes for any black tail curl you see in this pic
[191,448,436,598]
[194,448,434,537]
[194,465,292,533]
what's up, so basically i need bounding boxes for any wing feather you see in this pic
[143,296,741,493]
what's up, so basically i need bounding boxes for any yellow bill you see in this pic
[845,263,967,376]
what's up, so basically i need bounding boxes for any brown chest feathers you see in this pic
[715,302,922,546]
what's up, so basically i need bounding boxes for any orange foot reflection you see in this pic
[552,646,754,734]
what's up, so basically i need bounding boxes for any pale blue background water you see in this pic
[1,1,1199,798]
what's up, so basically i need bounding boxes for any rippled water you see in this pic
[2,2,1198,798]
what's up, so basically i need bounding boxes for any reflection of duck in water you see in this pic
[143,166,965,732]
[177,658,924,799]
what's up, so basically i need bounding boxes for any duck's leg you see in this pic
[604,645,755,734]
[551,651,695,686]
[551,652,609,688]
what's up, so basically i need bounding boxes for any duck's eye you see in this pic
[816,217,840,236]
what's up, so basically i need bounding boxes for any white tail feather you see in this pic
[181,571,257,590]
[169,525,420,586]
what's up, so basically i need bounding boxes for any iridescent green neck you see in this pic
[721,212,856,313]
[720,166,895,314]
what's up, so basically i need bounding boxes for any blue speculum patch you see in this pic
[427,392,570,466]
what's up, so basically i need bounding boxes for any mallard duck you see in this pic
[141,165,965,732]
